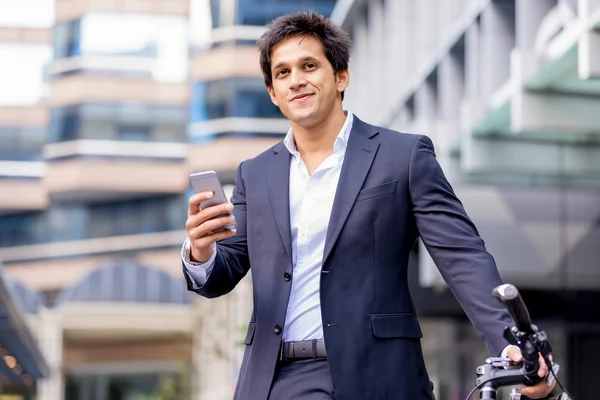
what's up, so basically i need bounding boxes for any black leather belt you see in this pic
[279,339,327,361]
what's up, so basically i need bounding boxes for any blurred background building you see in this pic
[0,0,598,399]
[334,0,600,398]
[0,0,335,399]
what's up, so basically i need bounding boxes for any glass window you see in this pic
[189,0,213,51]
[65,371,189,400]
[53,14,188,82]
[204,0,336,29]
[208,0,237,29]
[0,127,46,161]
[53,19,81,59]
[49,106,80,142]
[0,212,46,247]
[49,103,187,143]
[86,196,186,239]
[235,0,337,26]
[191,78,283,122]
[210,39,259,49]
[47,204,88,242]
[0,195,186,248]
[209,0,222,29]
[0,43,51,106]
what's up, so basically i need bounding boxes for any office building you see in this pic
[332,0,600,398]
[0,2,53,397]
[0,0,335,399]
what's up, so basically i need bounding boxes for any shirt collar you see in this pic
[283,110,354,157]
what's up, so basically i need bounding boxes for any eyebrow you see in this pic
[272,56,320,72]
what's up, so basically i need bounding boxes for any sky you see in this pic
[0,0,54,28]
[0,0,52,105]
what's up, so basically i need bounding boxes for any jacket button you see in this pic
[274,324,282,335]
[283,272,291,281]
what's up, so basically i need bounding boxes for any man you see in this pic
[182,11,555,400]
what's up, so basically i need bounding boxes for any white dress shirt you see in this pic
[183,111,354,342]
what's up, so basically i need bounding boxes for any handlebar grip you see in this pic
[493,284,534,334]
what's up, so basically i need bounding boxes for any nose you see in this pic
[289,69,307,90]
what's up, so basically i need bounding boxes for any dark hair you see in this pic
[257,11,352,99]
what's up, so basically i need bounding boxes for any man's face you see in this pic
[267,35,349,128]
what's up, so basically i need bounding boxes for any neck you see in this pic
[291,107,347,155]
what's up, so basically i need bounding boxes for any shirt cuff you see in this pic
[181,238,217,289]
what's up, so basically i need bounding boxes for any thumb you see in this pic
[507,345,523,362]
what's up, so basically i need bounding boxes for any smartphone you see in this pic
[189,170,236,232]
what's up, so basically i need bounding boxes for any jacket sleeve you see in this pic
[182,161,251,299]
[408,134,512,356]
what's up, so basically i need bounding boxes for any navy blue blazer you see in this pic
[184,115,511,400]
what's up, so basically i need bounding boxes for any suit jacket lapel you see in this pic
[322,117,379,265]
[266,142,293,263]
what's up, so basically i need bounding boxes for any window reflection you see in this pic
[0,195,186,248]
[53,19,81,59]
[53,14,188,82]
[0,127,46,161]
[189,0,213,51]
[207,0,336,28]
[49,103,188,143]
[191,78,283,122]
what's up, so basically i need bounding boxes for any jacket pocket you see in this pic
[356,180,397,202]
[244,321,256,345]
[371,313,423,339]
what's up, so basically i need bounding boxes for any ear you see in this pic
[335,69,350,95]
[267,85,279,106]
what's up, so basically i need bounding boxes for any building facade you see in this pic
[0,2,53,397]
[0,1,334,399]
[333,0,600,398]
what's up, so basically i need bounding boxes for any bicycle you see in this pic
[465,284,574,400]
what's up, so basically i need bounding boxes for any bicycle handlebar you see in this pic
[493,284,534,334]
[468,284,572,400]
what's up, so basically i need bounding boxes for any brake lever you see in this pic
[486,357,523,369]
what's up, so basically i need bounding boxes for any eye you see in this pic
[305,63,317,69]
[276,69,288,77]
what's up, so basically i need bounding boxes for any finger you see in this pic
[212,228,237,242]
[195,229,237,248]
[506,346,523,362]
[538,354,549,378]
[189,215,236,240]
[188,192,214,216]
[520,380,554,399]
[192,202,235,226]
[187,204,231,231]
[197,215,236,238]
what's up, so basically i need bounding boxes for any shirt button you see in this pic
[284,272,291,281]
[274,324,282,335]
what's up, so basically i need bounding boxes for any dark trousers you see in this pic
[268,359,335,400]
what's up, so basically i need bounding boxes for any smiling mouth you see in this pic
[291,94,314,102]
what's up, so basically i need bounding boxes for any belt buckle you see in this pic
[278,341,285,361]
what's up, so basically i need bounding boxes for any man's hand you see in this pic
[186,191,236,262]
[507,346,556,399]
